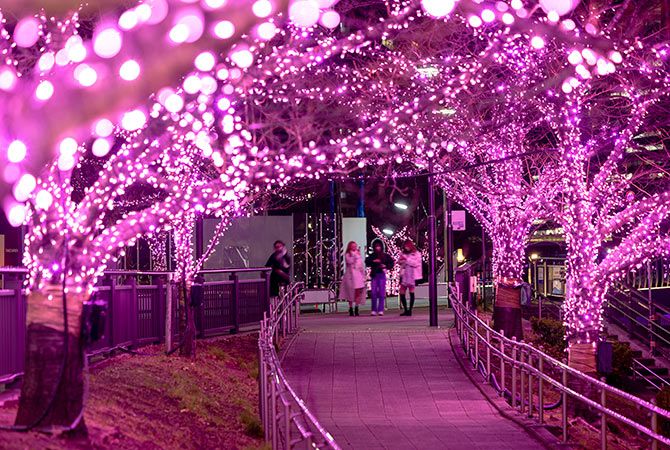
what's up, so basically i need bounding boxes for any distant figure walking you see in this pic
[398,240,422,316]
[365,240,394,316]
[265,240,291,297]
[341,241,366,316]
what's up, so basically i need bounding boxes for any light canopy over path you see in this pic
[282,310,547,450]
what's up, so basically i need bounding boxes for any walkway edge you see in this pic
[447,327,571,450]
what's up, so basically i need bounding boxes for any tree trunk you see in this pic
[492,281,523,341]
[490,228,527,341]
[563,284,601,419]
[178,280,196,358]
[567,342,599,419]
[15,283,87,434]
[568,342,597,374]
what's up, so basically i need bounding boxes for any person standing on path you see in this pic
[265,240,291,297]
[365,240,394,316]
[398,240,422,316]
[341,241,366,316]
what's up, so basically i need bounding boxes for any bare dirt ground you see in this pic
[0,334,266,450]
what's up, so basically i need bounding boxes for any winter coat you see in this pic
[365,252,394,277]
[399,251,422,286]
[265,251,291,296]
[340,251,366,302]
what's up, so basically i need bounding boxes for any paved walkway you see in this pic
[282,309,545,450]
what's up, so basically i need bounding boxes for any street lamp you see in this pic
[382,227,394,236]
[529,253,539,296]
[456,248,465,263]
[393,201,408,210]
[529,252,541,318]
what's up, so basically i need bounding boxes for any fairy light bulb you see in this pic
[94,27,123,58]
[7,140,27,163]
[120,60,141,80]
[14,17,40,48]
[289,0,320,27]
[420,0,456,18]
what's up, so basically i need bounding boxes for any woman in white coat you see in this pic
[341,241,366,316]
[398,240,422,316]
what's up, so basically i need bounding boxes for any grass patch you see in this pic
[239,409,264,438]
[168,369,226,426]
[244,359,260,379]
[209,346,230,362]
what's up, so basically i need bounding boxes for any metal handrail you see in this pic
[452,290,670,447]
[198,267,271,274]
[102,270,173,276]
[632,360,670,390]
[259,283,340,450]
[615,281,670,317]
[606,296,670,349]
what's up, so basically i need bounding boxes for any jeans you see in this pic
[370,274,386,313]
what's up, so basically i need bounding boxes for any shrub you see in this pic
[530,317,566,357]
[603,341,633,388]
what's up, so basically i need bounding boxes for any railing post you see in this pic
[230,272,240,333]
[486,326,491,378]
[538,355,544,424]
[259,346,266,439]
[474,319,479,367]
[271,373,278,449]
[562,363,568,443]
[519,341,526,413]
[129,274,139,347]
[262,270,271,315]
[107,274,116,347]
[284,402,291,450]
[295,290,300,332]
[600,381,607,450]
[528,352,533,418]
[465,315,471,356]
[500,332,506,396]
[512,339,517,409]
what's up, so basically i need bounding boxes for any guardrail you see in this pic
[529,257,670,296]
[452,288,670,449]
[259,283,340,450]
[0,267,271,383]
[606,282,670,356]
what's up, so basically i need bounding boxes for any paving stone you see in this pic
[281,310,546,449]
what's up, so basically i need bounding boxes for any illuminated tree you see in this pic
[542,65,670,371]
[7,0,314,432]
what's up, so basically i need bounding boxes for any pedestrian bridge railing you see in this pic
[259,283,340,450]
[452,289,670,449]
[0,267,271,384]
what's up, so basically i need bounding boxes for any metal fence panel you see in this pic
[0,268,271,383]
[0,290,25,383]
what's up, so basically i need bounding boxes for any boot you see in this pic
[400,294,409,316]
[349,307,354,316]
[408,292,415,316]
[354,306,359,316]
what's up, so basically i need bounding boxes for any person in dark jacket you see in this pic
[365,240,394,316]
[265,240,291,297]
